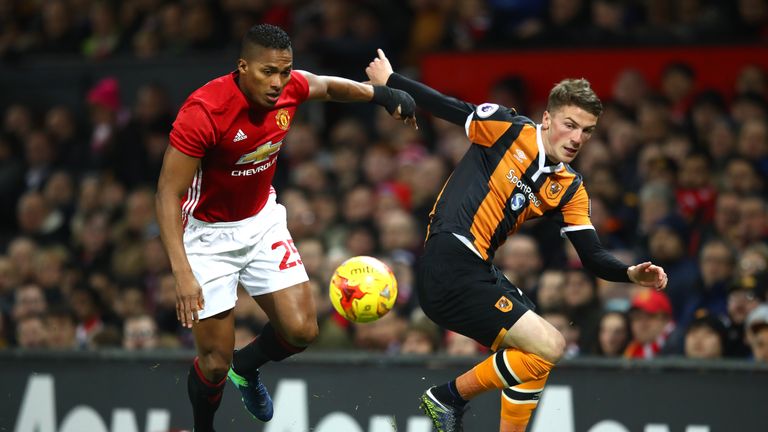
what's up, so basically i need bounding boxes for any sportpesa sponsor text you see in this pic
[506,168,542,207]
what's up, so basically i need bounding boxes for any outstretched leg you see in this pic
[424,311,563,432]
[233,281,318,372]
[416,234,563,431]
[228,281,318,421]
[495,311,563,431]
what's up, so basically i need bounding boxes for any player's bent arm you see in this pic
[566,229,631,283]
[386,72,476,125]
[156,145,201,279]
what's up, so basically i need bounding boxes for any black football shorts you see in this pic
[417,232,536,350]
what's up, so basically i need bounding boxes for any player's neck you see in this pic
[234,73,255,107]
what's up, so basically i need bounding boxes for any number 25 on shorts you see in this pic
[272,239,302,270]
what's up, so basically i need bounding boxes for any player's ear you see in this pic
[237,58,248,74]
[541,111,551,130]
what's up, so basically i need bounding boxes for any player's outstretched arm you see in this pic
[567,229,632,282]
[366,48,476,126]
[298,70,417,129]
[567,229,668,290]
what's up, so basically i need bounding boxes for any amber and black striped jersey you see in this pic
[387,72,630,282]
[426,103,593,262]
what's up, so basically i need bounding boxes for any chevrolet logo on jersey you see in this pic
[235,140,283,165]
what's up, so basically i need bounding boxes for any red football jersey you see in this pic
[170,70,309,223]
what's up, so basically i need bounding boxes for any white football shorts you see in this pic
[183,193,309,319]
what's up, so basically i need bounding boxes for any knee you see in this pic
[282,319,319,347]
[540,331,566,364]
[198,350,233,381]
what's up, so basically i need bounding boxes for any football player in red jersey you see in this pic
[156,25,415,432]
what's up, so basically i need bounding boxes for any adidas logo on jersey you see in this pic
[233,129,248,142]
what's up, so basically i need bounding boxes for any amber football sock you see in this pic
[499,375,549,431]
[455,348,553,399]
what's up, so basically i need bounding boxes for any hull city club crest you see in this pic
[495,296,513,312]
[276,108,290,130]
[547,179,564,200]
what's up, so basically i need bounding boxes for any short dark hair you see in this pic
[547,78,603,117]
[241,24,291,59]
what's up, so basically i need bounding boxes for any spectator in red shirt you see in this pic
[625,288,676,358]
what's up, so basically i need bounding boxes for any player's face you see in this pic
[238,47,293,109]
[541,105,598,164]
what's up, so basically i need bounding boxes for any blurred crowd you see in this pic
[0,0,767,365]
[0,0,766,67]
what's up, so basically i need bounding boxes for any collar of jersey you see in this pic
[531,124,565,182]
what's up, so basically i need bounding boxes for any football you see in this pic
[329,256,398,323]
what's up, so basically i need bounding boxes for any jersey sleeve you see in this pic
[566,229,631,282]
[557,183,594,237]
[169,103,217,158]
[387,72,476,125]
[465,103,515,147]
[287,70,310,104]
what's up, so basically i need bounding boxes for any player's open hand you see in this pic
[175,273,205,328]
[366,49,394,86]
[628,262,668,291]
